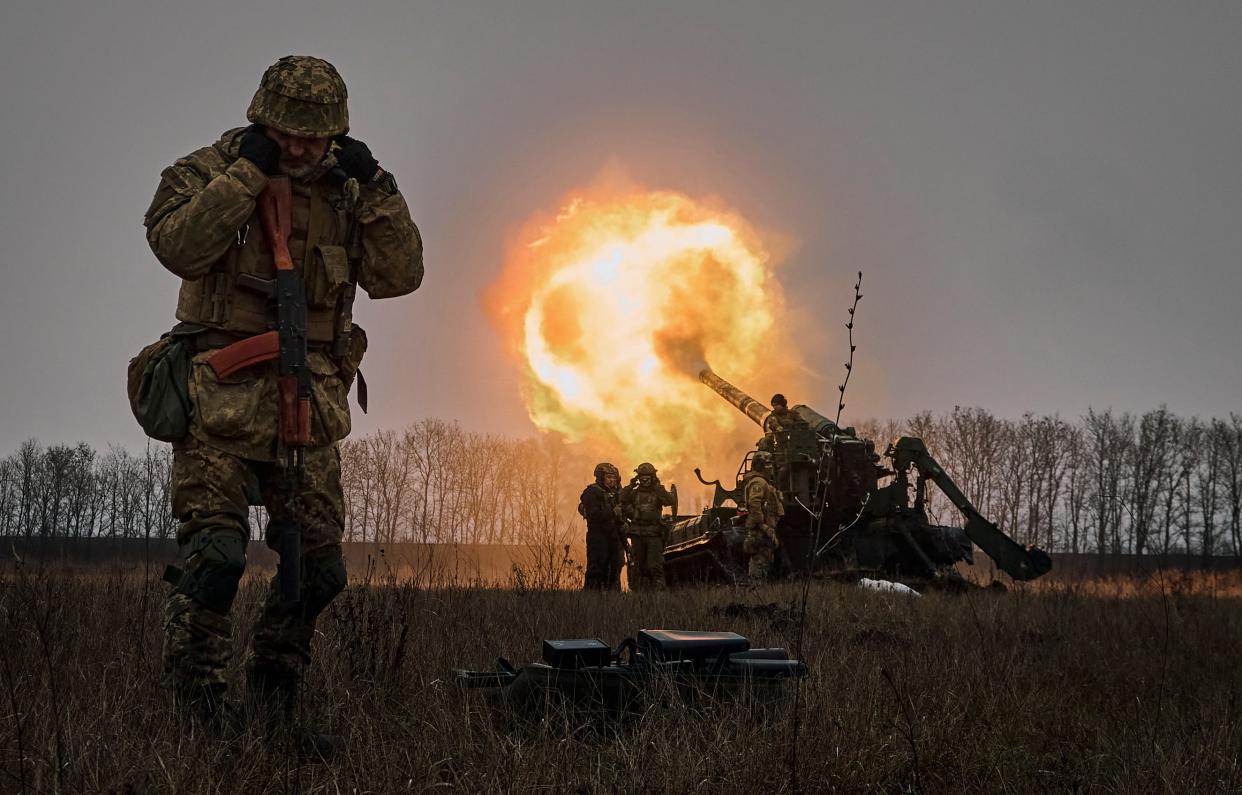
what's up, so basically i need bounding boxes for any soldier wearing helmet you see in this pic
[763,393,806,435]
[620,462,676,590]
[142,56,423,731]
[742,451,784,581]
[580,463,625,591]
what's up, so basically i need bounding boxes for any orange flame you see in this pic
[486,184,802,479]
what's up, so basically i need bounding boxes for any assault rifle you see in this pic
[262,175,311,609]
[204,176,309,608]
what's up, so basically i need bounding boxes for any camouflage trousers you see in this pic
[743,527,777,581]
[163,437,347,695]
[625,527,666,591]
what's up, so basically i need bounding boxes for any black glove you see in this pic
[333,135,380,182]
[238,124,281,176]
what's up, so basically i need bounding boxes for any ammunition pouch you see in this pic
[306,244,351,310]
[126,323,199,442]
[626,523,664,539]
[190,347,279,444]
[308,353,351,444]
[175,527,247,615]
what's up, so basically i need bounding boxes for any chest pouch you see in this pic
[306,243,351,310]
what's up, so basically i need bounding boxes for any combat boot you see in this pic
[174,682,245,740]
[247,666,297,722]
[247,667,344,761]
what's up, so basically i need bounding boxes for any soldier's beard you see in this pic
[279,160,319,179]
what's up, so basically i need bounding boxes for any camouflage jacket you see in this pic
[580,482,623,535]
[743,472,783,530]
[763,407,807,436]
[621,480,674,532]
[143,128,424,461]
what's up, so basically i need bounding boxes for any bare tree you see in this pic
[940,407,1006,521]
[1083,408,1133,554]
[1128,408,1177,557]
[1197,420,1225,558]
[1220,414,1242,556]
[1174,421,1203,554]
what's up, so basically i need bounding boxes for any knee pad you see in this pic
[301,548,346,620]
[177,528,247,615]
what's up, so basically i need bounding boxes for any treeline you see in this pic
[0,420,579,548]
[856,407,1242,557]
[0,440,175,541]
[337,419,576,546]
[1,408,1239,557]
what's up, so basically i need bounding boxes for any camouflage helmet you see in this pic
[593,462,619,481]
[751,451,773,472]
[634,462,658,477]
[247,55,349,138]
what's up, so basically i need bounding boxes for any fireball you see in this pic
[486,186,797,472]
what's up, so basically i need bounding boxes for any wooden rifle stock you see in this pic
[258,175,294,273]
[258,176,311,448]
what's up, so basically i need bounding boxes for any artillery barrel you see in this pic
[698,369,770,428]
[792,406,841,437]
[699,369,843,437]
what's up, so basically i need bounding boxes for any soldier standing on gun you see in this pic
[580,463,625,591]
[763,393,806,435]
[143,56,423,733]
[742,451,784,582]
[620,462,675,591]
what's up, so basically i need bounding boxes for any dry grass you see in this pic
[0,559,1239,793]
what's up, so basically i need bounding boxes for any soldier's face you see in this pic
[604,473,619,489]
[638,475,654,487]
[263,127,331,176]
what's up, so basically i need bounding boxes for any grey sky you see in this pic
[1,1,1238,454]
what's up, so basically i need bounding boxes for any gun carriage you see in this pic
[663,369,1052,585]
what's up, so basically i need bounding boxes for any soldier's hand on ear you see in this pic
[333,135,380,182]
[238,124,281,176]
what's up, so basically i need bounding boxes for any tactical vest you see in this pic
[175,157,361,348]
[628,487,666,525]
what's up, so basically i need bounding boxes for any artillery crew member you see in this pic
[620,462,676,591]
[763,393,806,435]
[141,55,423,728]
[742,451,784,581]
[580,462,625,591]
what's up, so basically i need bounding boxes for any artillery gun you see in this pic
[663,369,1052,585]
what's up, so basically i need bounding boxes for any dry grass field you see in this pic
[0,558,1239,793]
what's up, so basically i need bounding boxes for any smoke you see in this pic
[653,332,708,379]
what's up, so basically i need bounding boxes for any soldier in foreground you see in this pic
[580,463,625,590]
[620,462,676,591]
[141,56,423,733]
[742,452,783,581]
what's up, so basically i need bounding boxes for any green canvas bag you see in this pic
[126,325,197,443]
